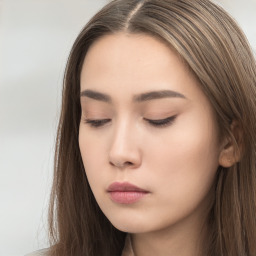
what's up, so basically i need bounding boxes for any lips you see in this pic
[107,182,149,204]
[107,182,148,192]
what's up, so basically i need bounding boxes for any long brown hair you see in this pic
[47,0,256,255]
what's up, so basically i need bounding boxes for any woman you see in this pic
[27,0,256,255]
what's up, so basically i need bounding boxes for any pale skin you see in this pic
[79,33,236,256]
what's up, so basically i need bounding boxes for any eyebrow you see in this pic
[80,89,186,103]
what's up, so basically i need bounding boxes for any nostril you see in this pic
[110,160,134,168]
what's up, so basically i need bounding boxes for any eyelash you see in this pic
[83,116,177,128]
[144,115,177,127]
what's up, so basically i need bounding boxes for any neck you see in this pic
[130,209,210,256]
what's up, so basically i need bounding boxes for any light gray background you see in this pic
[0,0,255,255]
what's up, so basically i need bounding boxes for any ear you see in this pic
[218,120,243,168]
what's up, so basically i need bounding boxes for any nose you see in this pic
[108,121,142,169]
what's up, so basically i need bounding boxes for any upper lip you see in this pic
[107,182,149,192]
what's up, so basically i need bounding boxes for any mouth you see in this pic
[107,182,150,204]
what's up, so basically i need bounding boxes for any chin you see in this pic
[112,221,150,233]
[106,212,152,233]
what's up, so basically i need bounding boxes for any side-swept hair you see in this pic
[48,1,256,255]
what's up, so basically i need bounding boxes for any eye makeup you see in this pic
[82,115,177,129]
[144,115,177,127]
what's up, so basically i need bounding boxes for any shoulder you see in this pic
[24,248,49,256]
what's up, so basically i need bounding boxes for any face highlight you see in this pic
[79,33,222,235]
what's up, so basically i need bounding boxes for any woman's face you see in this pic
[79,33,222,234]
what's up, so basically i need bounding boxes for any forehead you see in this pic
[80,33,201,103]
[81,32,182,78]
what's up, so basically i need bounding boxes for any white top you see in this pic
[25,248,49,256]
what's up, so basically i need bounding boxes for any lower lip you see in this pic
[108,191,149,204]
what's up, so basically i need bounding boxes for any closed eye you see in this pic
[83,118,111,127]
[83,115,177,128]
[144,115,177,127]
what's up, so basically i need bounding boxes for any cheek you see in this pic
[78,127,107,188]
[145,114,220,203]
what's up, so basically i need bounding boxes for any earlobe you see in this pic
[218,121,243,168]
[218,145,237,167]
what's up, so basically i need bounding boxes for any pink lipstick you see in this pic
[107,182,149,204]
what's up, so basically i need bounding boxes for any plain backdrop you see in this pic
[0,0,255,255]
